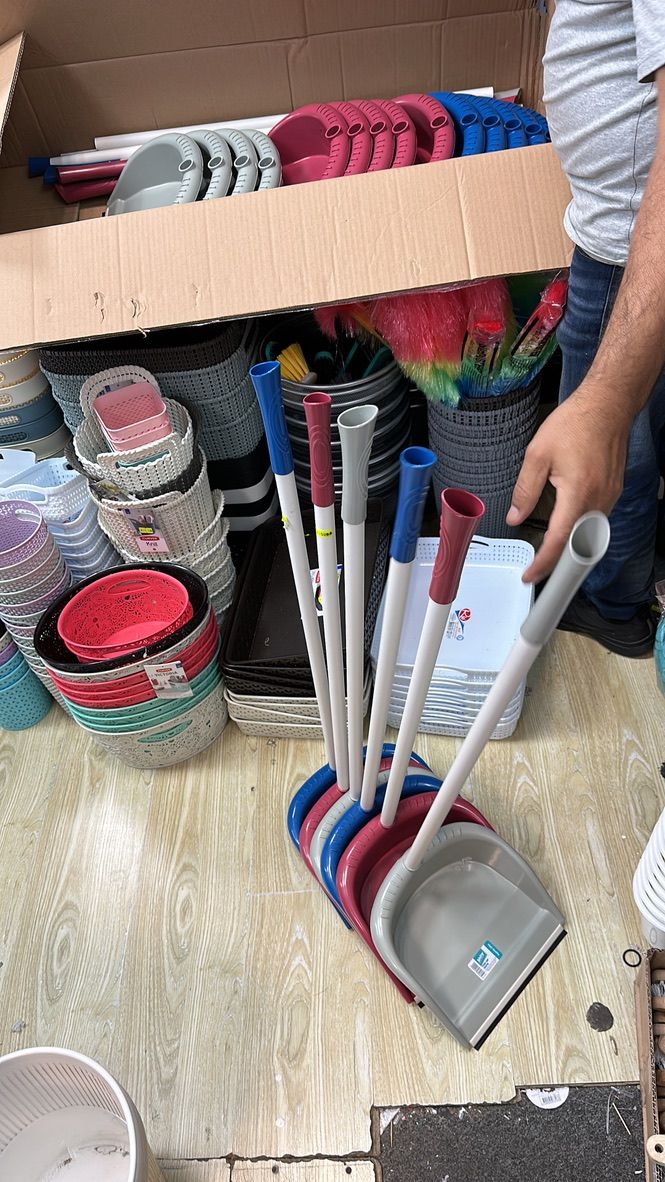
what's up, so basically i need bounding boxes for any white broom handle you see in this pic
[344,520,366,799]
[95,114,286,152]
[274,472,335,767]
[313,503,348,791]
[360,557,412,810]
[380,595,454,827]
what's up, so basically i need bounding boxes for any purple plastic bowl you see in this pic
[0,642,18,667]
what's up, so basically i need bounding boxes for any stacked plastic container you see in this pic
[71,367,235,626]
[0,500,73,699]
[35,564,228,768]
[0,455,117,582]
[0,624,52,729]
[371,534,535,739]
[634,807,665,949]
[0,347,69,458]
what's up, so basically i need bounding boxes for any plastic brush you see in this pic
[460,320,505,396]
[368,288,468,405]
[497,272,568,391]
[276,343,317,384]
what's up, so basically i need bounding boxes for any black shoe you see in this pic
[557,593,657,658]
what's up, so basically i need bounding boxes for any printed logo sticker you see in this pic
[445,606,472,642]
[468,940,503,981]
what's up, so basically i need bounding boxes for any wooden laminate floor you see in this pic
[0,632,663,1166]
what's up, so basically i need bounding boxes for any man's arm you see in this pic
[509,66,665,584]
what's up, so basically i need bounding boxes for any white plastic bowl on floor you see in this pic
[0,1047,165,1180]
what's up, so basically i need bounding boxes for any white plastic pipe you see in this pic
[360,558,412,811]
[95,114,286,152]
[380,596,454,827]
[314,502,348,791]
[275,471,335,768]
[50,147,140,167]
[344,519,366,799]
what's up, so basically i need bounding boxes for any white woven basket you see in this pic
[96,451,215,555]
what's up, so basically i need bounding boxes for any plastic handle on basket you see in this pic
[303,392,334,508]
[140,718,193,743]
[520,512,610,647]
[337,405,378,525]
[249,361,293,477]
[390,446,436,564]
[429,488,485,606]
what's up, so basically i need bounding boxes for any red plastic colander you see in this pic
[57,570,192,662]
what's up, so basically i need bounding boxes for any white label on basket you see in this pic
[310,565,342,617]
[122,506,170,554]
[468,940,502,981]
[144,660,193,699]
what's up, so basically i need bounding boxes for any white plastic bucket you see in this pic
[0,1047,164,1181]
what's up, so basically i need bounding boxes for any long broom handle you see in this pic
[380,487,485,828]
[304,392,348,791]
[360,446,436,811]
[338,405,378,801]
[250,362,335,768]
[405,510,611,870]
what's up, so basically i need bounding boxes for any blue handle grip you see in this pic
[430,92,485,156]
[249,361,293,476]
[390,446,436,564]
[463,96,506,152]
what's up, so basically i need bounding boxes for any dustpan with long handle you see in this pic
[250,362,335,769]
[304,391,348,791]
[319,484,484,905]
[371,511,611,1048]
[359,445,436,811]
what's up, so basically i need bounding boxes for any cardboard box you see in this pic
[0,2,571,350]
[636,949,665,1182]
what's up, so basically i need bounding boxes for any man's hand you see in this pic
[507,384,630,583]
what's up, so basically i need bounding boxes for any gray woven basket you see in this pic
[427,379,541,538]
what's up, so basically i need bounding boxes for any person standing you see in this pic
[509,0,665,657]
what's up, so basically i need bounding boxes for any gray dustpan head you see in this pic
[370,821,565,1049]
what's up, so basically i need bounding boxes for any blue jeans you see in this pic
[557,246,665,619]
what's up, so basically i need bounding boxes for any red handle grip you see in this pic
[430,488,485,605]
[304,392,334,507]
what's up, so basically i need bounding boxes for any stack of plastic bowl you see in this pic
[0,456,118,582]
[71,366,236,626]
[371,534,535,740]
[633,807,665,949]
[0,346,70,459]
[0,500,71,696]
[0,625,52,729]
[261,314,411,502]
[34,564,228,768]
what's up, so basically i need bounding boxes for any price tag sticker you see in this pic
[144,660,193,699]
[310,564,342,617]
[123,506,170,554]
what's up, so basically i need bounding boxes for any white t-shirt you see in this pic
[543,0,665,265]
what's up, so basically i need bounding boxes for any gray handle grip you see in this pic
[338,404,378,524]
[520,511,610,646]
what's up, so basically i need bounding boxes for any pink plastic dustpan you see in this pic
[374,99,417,168]
[269,104,351,184]
[329,101,373,175]
[394,93,455,162]
[337,791,493,1001]
[352,99,395,171]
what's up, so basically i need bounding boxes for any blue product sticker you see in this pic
[468,940,503,981]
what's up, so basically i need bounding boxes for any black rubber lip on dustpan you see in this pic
[221,502,387,671]
[371,820,565,1048]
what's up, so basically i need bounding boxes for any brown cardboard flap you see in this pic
[0,33,24,154]
[0,144,572,350]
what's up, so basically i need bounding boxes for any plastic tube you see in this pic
[360,446,435,810]
[380,488,485,828]
[249,362,335,768]
[95,114,286,153]
[404,511,610,870]
[338,405,378,801]
[304,392,348,792]
[429,91,485,156]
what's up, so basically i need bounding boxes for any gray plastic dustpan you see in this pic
[107,133,203,216]
[370,512,611,1049]
[371,821,565,1047]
